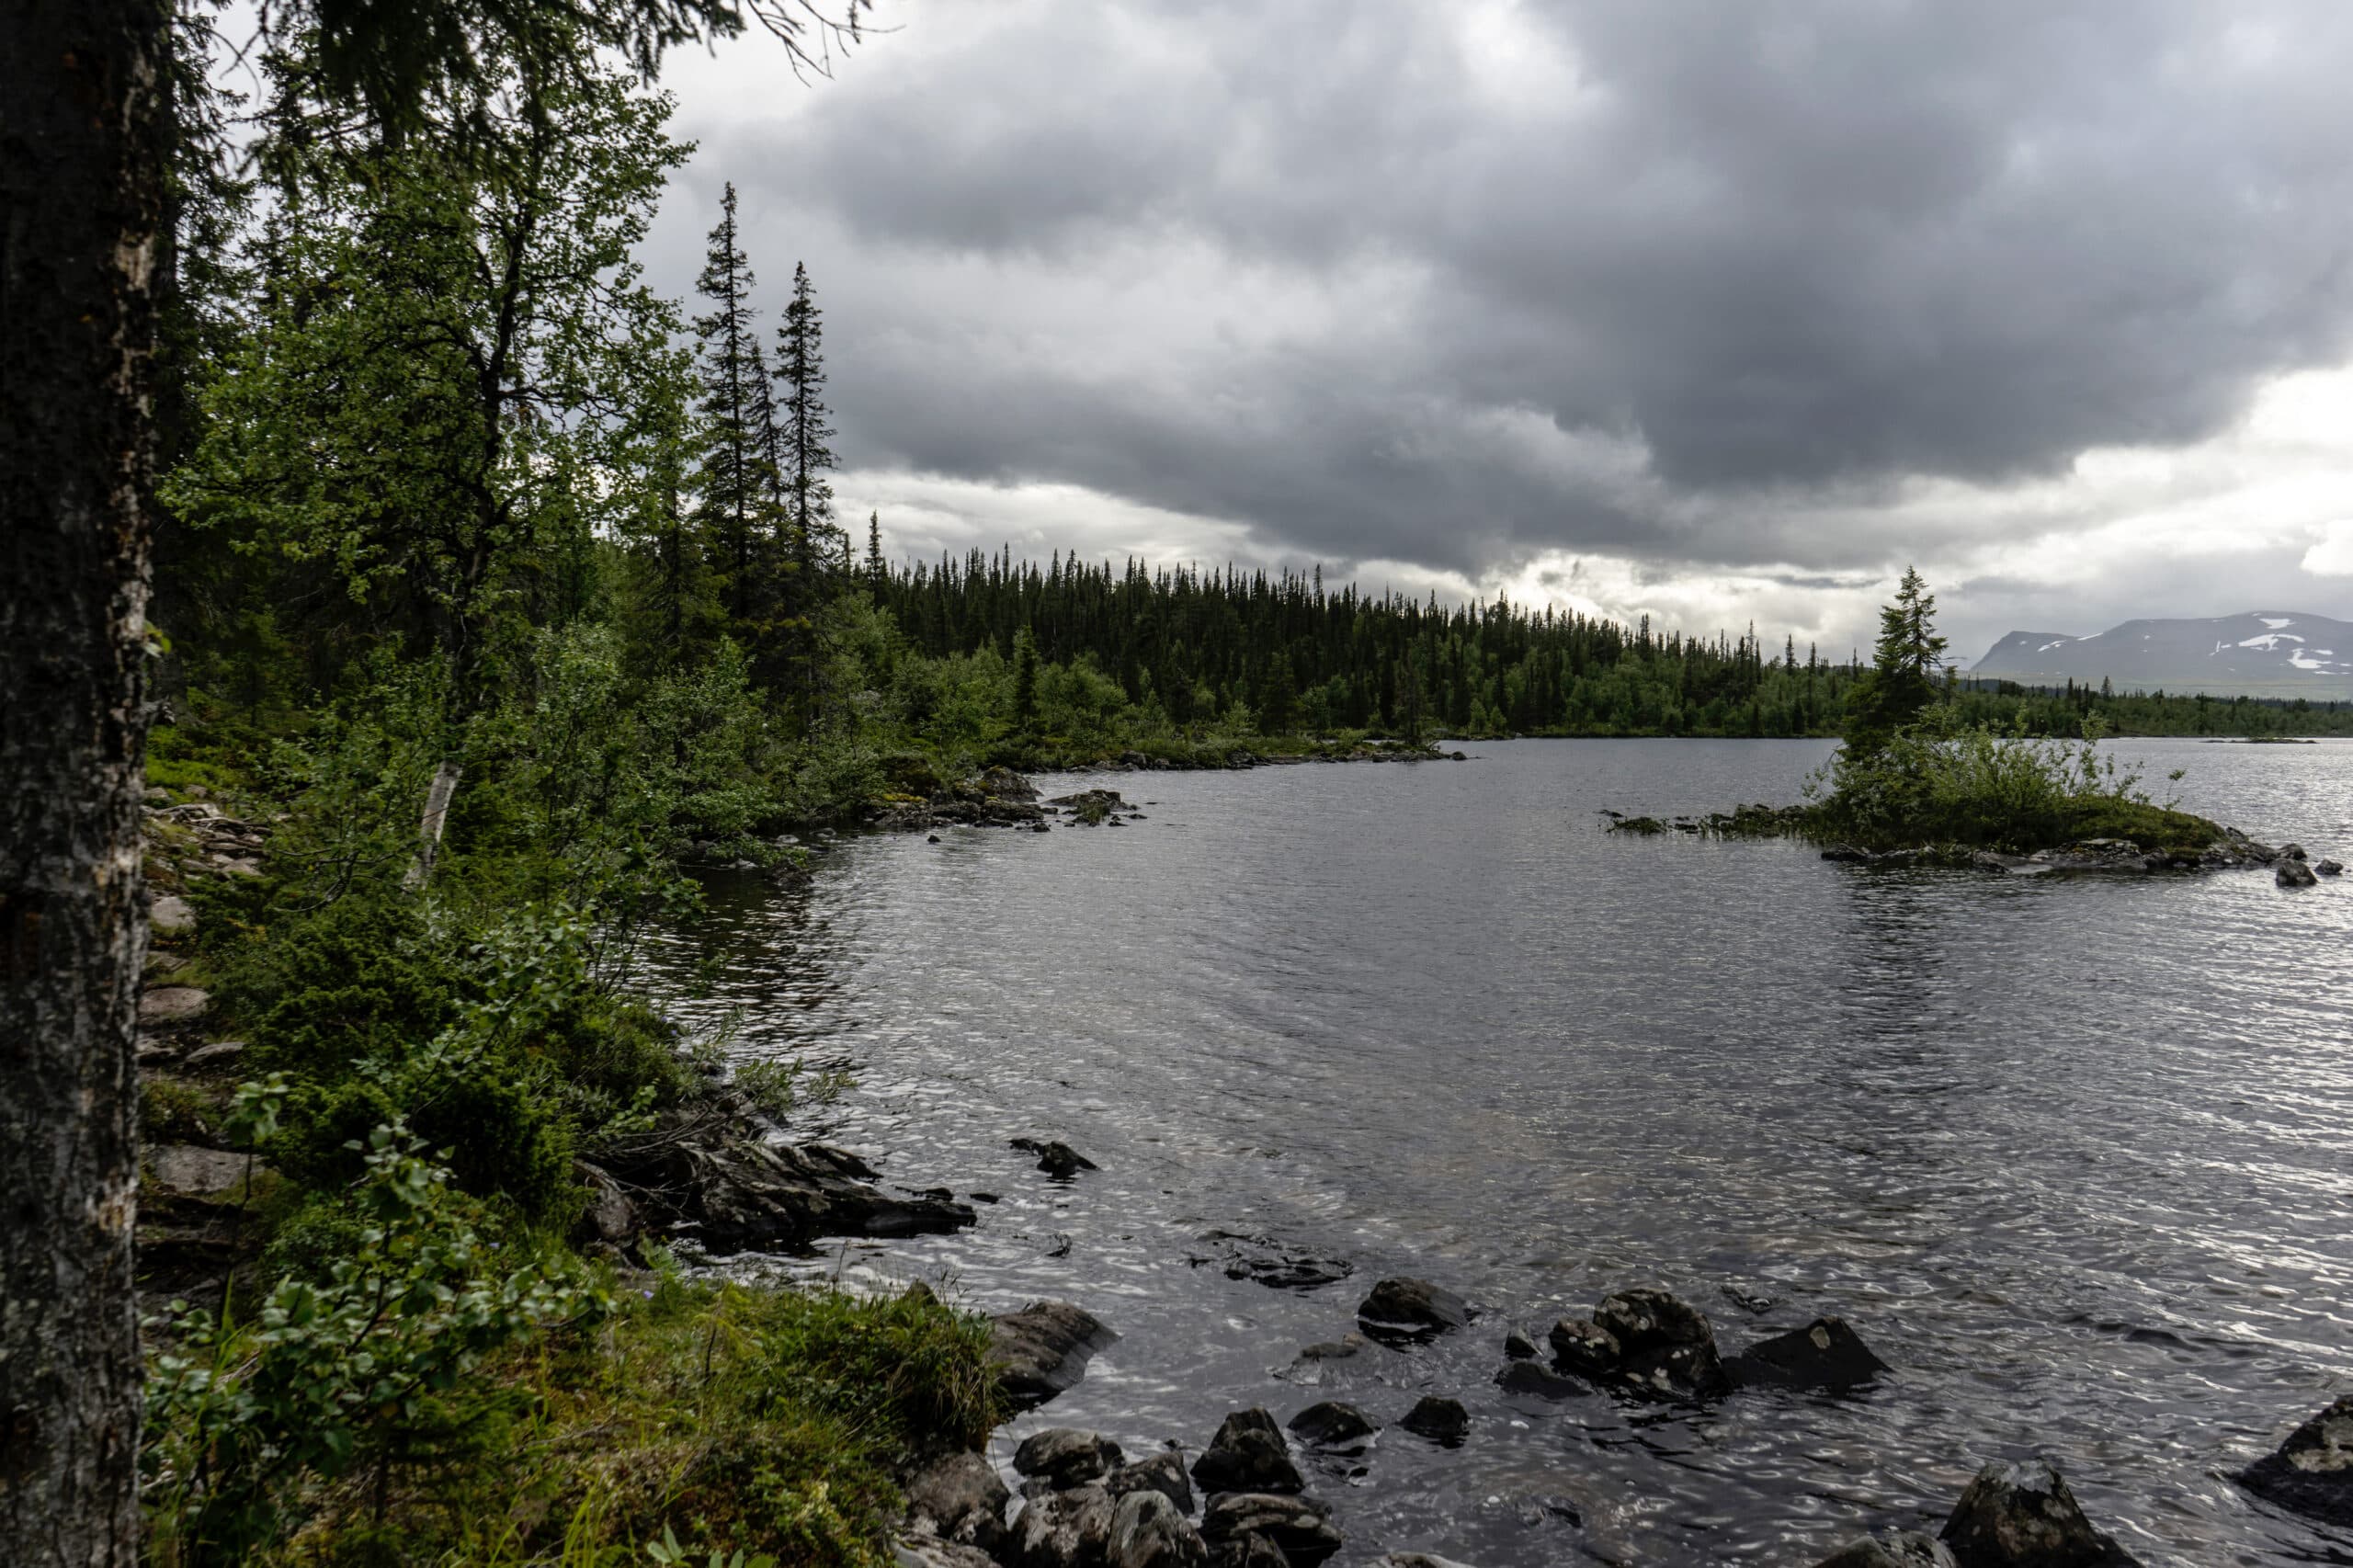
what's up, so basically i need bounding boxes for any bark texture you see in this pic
[0,3,169,1562]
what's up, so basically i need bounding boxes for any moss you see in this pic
[142,1077,225,1144]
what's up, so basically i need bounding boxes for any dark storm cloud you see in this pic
[689,0,2353,574]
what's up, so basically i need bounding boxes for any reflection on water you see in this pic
[638,738,2353,1567]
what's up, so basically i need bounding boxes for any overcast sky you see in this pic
[642,0,2353,662]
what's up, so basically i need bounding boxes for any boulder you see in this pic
[1016,1429,1123,1490]
[1501,1327,1539,1361]
[2281,843,2310,860]
[139,985,210,1025]
[2279,858,2319,888]
[604,1128,974,1256]
[574,1160,639,1246]
[1938,1459,2143,1567]
[1357,1278,1471,1344]
[905,1449,1010,1553]
[1494,1362,1586,1400]
[894,1537,1003,1568]
[182,1040,246,1072]
[2236,1393,2353,1527]
[1397,1396,1468,1443]
[1013,1138,1098,1180]
[1191,1408,1302,1496]
[1591,1288,1730,1401]
[1013,1483,1117,1568]
[1546,1317,1620,1379]
[988,1301,1119,1411]
[145,1143,250,1199]
[150,894,197,934]
[1107,1451,1196,1517]
[1107,1489,1209,1568]
[1285,1402,1378,1449]
[1211,1536,1289,1568]
[1199,1494,1342,1568]
[2317,858,2345,876]
[1725,1317,1891,1391]
[1812,1533,1958,1568]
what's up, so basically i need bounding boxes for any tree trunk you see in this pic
[404,758,465,891]
[0,5,168,1564]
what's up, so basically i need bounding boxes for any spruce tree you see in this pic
[690,183,766,619]
[775,261,837,580]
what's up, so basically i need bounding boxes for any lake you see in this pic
[644,737,2353,1567]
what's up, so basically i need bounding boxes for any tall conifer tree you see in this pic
[775,261,837,577]
[691,183,767,619]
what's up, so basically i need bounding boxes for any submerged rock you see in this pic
[988,1301,1119,1411]
[2237,1394,2353,1527]
[1013,1137,1099,1179]
[1812,1532,1958,1568]
[1191,1408,1303,1496]
[1501,1327,1539,1360]
[1016,1428,1124,1490]
[1938,1459,2143,1567]
[1398,1396,1469,1444]
[1494,1361,1586,1400]
[1725,1317,1891,1390]
[904,1449,1010,1553]
[1357,1278,1472,1344]
[1195,1230,1352,1292]
[1286,1402,1378,1449]
[1199,1494,1343,1568]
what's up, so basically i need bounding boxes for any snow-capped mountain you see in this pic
[1969,612,2353,699]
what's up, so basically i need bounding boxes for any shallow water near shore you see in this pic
[643,737,2353,1567]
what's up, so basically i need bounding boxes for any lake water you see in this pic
[644,738,2353,1567]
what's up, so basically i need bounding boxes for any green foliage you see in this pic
[145,1126,608,1567]
[731,1058,850,1124]
[1807,710,2221,853]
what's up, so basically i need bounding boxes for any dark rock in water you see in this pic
[1823,844,1872,862]
[1199,1494,1343,1568]
[1297,1333,1370,1362]
[599,1119,973,1256]
[904,1450,1010,1554]
[1546,1317,1620,1379]
[2236,1394,2353,1527]
[1049,788,1131,825]
[926,833,941,843]
[1013,1137,1099,1179]
[1016,1428,1124,1489]
[1939,1459,2143,1567]
[1108,1451,1197,1517]
[2316,858,2345,876]
[1192,1408,1303,1496]
[1286,1401,1378,1449]
[1726,1317,1891,1390]
[1611,815,1668,835]
[1592,1289,1731,1401]
[1014,1482,1117,1568]
[1811,1532,1957,1567]
[1357,1277,1472,1344]
[988,1301,1118,1411]
[2281,843,2309,860]
[1495,1361,1586,1400]
[1502,1327,1539,1360]
[1373,1556,1482,1568]
[1196,1230,1352,1291]
[2279,858,2319,888]
[1398,1396,1469,1443]
[1108,1488,1209,1568]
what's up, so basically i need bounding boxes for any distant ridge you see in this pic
[1970,612,2353,699]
